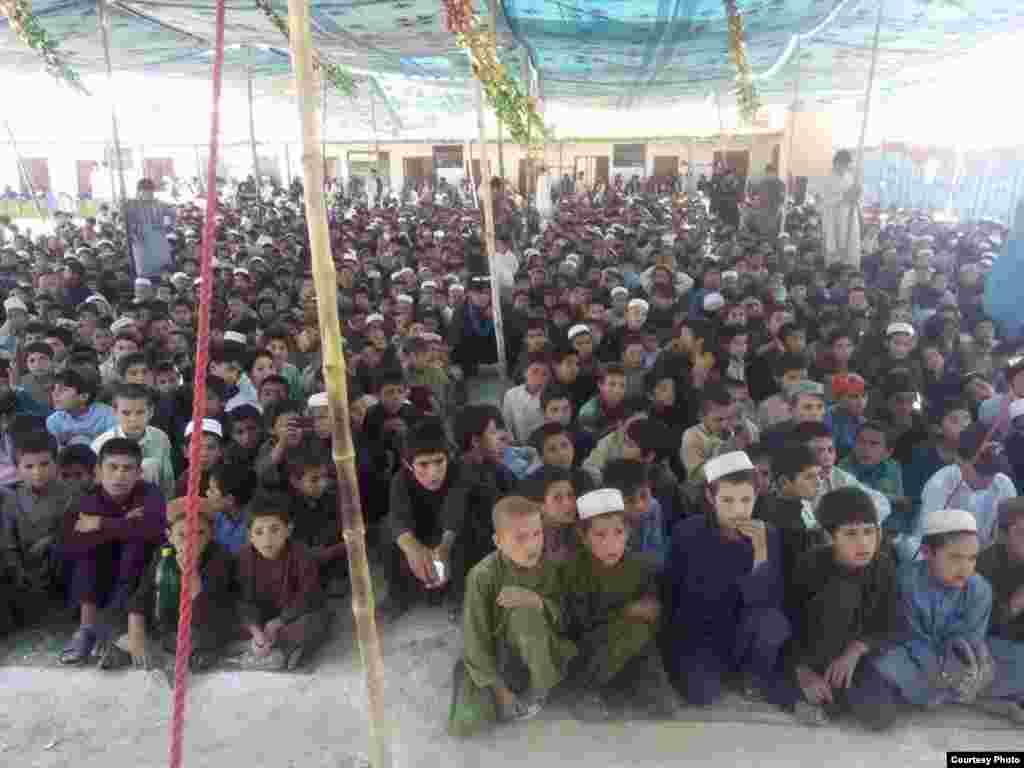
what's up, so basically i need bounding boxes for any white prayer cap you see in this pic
[703,291,725,311]
[365,313,385,324]
[393,267,414,278]
[110,317,136,334]
[922,508,977,537]
[627,298,649,312]
[134,278,152,287]
[171,272,189,283]
[783,244,797,253]
[886,322,915,337]
[397,293,415,305]
[577,488,625,521]
[611,286,629,297]
[184,418,223,439]
[524,248,540,258]
[433,230,445,239]
[568,324,591,340]
[565,253,581,264]
[661,233,677,245]
[722,270,738,281]
[1009,399,1024,421]
[421,280,437,289]
[704,451,754,484]
[308,392,329,408]
[342,252,358,264]
[257,235,274,247]
[421,332,442,343]
[3,297,26,312]
[223,331,247,345]
[449,283,465,293]
[233,267,250,276]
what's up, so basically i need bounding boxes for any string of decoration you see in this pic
[255,0,356,95]
[0,0,89,94]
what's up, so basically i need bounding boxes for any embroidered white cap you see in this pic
[704,451,754,484]
[568,324,591,340]
[628,298,650,312]
[922,508,977,537]
[110,317,136,334]
[703,291,725,311]
[365,313,385,324]
[134,278,152,287]
[308,392,329,408]
[886,322,915,337]
[577,488,625,521]
[223,331,247,345]
[611,286,629,297]
[3,297,26,312]
[184,418,223,439]
[397,293,415,305]
[1009,399,1024,421]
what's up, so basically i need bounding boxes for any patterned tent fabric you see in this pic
[2,0,1024,129]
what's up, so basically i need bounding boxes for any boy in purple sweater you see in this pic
[58,438,166,665]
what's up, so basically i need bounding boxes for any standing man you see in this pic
[124,178,175,279]
[820,150,861,268]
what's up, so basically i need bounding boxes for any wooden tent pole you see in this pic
[844,0,884,263]
[3,120,46,220]
[284,2,392,767]
[781,40,801,235]
[247,53,261,186]
[97,0,128,204]
[474,75,507,374]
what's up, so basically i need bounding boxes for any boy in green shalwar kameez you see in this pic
[458,496,577,729]
[562,488,680,722]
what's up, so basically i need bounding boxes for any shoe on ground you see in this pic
[793,699,830,727]
[59,627,97,666]
[499,693,545,723]
[572,690,612,723]
[97,642,134,671]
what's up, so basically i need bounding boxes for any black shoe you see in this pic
[98,642,133,671]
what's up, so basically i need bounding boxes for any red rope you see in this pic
[168,0,226,764]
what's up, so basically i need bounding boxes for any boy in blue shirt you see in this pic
[603,459,667,570]
[206,461,257,555]
[46,370,116,448]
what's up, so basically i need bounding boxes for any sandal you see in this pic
[285,645,306,671]
[59,627,97,666]
[794,700,830,727]
[98,642,133,671]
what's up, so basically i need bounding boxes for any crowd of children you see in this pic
[0,168,1023,735]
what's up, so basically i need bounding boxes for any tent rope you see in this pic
[168,0,226,764]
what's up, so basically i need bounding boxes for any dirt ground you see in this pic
[1,602,1021,768]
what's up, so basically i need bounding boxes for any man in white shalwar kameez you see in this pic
[820,150,862,268]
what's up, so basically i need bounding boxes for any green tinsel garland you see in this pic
[0,0,89,95]
[723,0,759,122]
[254,0,356,96]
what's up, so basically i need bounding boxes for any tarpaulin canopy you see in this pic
[2,0,1023,131]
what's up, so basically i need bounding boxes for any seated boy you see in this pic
[382,418,463,621]
[363,368,420,476]
[978,499,1024,643]
[254,399,308,490]
[527,422,594,495]
[176,418,225,496]
[829,373,868,459]
[562,488,678,721]
[0,430,78,626]
[603,460,668,570]
[756,353,808,430]
[100,497,237,673]
[839,420,908,520]
[578,363,627,437]
[224,402,264,466]
[541,384,594,466]
[679,384,735,486]
[59,438,167,665]
[236,491,330,671]
[209,343,260,413]
[522,466,580,564]
[788,487,901,728]
[93,383,176,497]
[207,461,258,555]
[58,443,97,494]
[662,451,791,707]
[20,341,56,413]
[754,443,828,591]
[285,441,347,585]
[866,508,1024,726]
[46,370,117,448]
[458,496,578,728]
[502,350,550,444]
[581,396,648,484]
[621,417,689,530]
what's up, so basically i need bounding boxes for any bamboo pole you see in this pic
[247,56,261,185]
[844,0,884,264]
[97,0,128,204]
[781,40,801,235]
[284,142,293,185]
[3,120,46,220]
[285,1,391,767]
[321,76,328,188]
[474,75,507,374]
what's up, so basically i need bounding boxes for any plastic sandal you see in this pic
[59,627,96,666]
